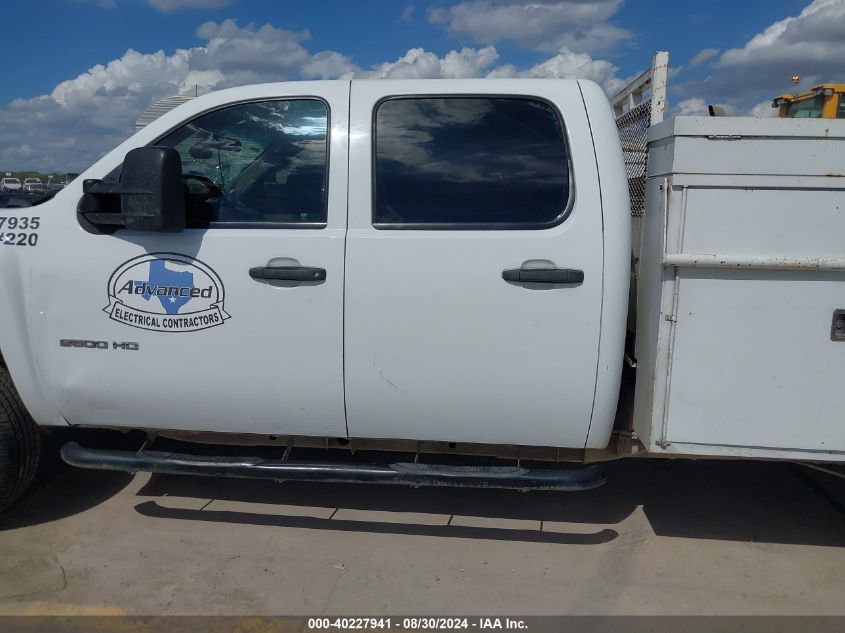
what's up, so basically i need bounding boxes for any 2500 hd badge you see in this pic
[104,253,230,332]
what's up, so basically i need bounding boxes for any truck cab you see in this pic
[2,74,845,510]
[0,80,629,464]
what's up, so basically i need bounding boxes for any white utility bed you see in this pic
[633,117,845,461]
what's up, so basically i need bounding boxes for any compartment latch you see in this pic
[832,310,845,341]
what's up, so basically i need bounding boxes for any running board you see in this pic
[60,442,606,492]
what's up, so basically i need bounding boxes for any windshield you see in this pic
[784,95,825,118]
[5,178,20,184]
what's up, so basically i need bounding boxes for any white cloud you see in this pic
[356,44,626,96]
[361,46,500,79]
[673,97,740,117]
[749,100,778,118]
[302,51,359,80]
[688,48,719,67]
[676,0,845,109]
[488,47,627,95]
[401,5,415,22]
[674,97,778,119]
[149,0,232,11]
[675,98,709,116]
[0,20,353,171]
[717,0,844,81]
[0,19,626,172]
[428,0,630,54]
[79,0,233,9]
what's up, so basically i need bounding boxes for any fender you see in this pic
[0,216,67,427]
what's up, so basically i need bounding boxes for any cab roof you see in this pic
[773,83,845,105]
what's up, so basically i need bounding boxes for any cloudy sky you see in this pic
[1,0,842,172]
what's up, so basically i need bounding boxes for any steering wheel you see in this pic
[182,173,223,199]
[182,172,262,222]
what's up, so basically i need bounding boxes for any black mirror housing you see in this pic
[120,146,186,232]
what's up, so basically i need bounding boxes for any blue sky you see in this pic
[0,0,809,105]
[0,0,840,171]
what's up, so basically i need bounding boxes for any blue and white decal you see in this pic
[105,253,230,332]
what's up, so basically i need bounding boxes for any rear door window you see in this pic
[373,97,570,229]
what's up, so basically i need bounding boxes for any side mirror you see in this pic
[120,146,186,232]
[80,146,187,233]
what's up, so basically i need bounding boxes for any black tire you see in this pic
[0,366,40,512]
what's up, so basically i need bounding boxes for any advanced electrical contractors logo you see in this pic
[104,252,230,332]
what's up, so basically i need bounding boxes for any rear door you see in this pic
[344,79,604,447]
[29,82,349,437]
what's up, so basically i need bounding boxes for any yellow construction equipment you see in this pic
[772,84,845,119]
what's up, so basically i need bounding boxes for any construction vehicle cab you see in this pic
[772,83,845,119]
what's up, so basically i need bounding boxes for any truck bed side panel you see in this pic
[635,117,845,460]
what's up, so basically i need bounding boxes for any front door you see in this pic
[30,81,350,437]
[344,80,605,448]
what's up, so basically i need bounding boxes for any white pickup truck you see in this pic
[1,76,843,511]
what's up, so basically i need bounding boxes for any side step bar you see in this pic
[60,442,606,492]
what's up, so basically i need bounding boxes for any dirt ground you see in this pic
[0,430,843,616]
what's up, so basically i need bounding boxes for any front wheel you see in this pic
[0,367,40,512]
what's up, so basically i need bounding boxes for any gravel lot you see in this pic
[0,429,843,615]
